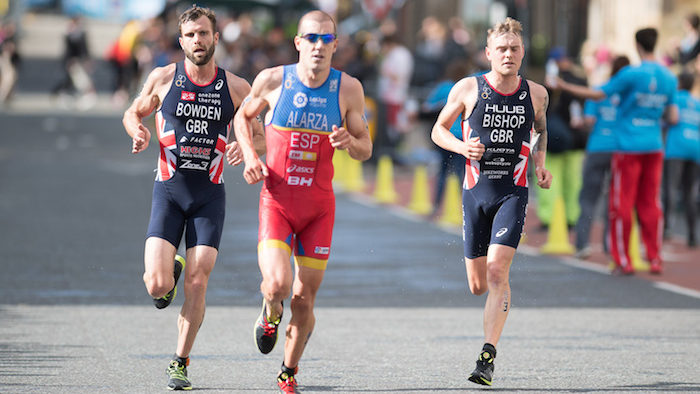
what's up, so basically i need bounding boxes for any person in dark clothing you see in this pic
[536,47,588,231]
[51,16,96,108]
[662,72,700,247]
[422,60,470,219]
[678,13,700,67]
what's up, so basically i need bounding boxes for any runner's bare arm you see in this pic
[431,77,484,160]
[233,67,281,184]
[529,81,553,189]
[330,74,372,161]
[122,65,174,154]
[226,73,266,166]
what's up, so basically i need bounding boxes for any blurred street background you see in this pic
[1,0,700,392]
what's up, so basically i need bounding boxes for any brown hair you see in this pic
[678,72,695,91]
[687,13,700,31]
[611,55,630,77]
[178,5,217,35]
[487,17,523,45]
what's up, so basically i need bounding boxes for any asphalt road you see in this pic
[1,110,699,393]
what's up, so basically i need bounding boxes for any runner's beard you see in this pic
[186,44,215,66]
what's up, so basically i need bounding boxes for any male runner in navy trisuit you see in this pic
[432,17,552,386]
[122,5,264,390]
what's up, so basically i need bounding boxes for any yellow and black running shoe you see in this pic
[154,255,185,309]
[468,347,496,386]
[254,300,282,354]
[166,359,192,391]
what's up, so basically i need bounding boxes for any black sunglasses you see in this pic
[298,33,337,44]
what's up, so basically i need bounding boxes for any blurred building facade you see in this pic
[374,0,700,69]
[6,0,700,81]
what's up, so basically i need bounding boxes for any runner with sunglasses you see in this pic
[233,10,372,393]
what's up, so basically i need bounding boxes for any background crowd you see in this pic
[2,1,700,267]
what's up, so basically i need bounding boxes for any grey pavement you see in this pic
[2,305,699,393]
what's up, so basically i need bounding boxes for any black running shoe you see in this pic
[166,359,192,391]
[154,255,185,309]
[254,300,282,354]
[468,348,495,386]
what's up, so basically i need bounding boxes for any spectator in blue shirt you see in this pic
[553,28,679,275]
[662,72,700,247]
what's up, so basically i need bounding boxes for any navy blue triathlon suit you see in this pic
[146,62,235,250]
[461,75,535,258]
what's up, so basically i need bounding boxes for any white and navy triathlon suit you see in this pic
[461,75,535,258]
[146,61,234,250]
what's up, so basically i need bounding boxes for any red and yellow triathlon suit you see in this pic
[258,64,343,270]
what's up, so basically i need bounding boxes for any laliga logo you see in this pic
[293,92,308,108]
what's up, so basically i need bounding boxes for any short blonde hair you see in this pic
[487,17,523,45]
[298,10,337,34]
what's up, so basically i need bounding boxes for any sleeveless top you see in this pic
[155,62,235,184]
[463,75,535,195]
[263,64,343,198]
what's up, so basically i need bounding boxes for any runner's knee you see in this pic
[468,276,488,295]
[262,277,291,301]
[143,272,172,298]
[290,294,314,317]
[465,258,488,295]
[486,262,509,287]
[183,272,208,297]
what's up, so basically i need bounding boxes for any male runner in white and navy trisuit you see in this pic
[122,5,264,390]
[432,17,552,386]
